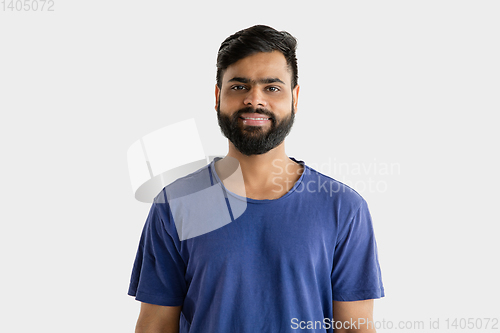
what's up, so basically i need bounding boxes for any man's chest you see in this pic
[181,205,338,281]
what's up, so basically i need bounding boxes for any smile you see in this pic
[239,116,271,126]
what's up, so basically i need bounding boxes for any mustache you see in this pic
[232,107,276,122]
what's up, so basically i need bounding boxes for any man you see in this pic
[129,25,384,333]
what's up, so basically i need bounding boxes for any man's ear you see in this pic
[292,84,300,114]
[215,84,220,111]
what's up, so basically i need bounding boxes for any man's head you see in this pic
[215,25,300,156]
[216,25,298,90]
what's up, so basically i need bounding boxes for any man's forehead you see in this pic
[222,51,291,85]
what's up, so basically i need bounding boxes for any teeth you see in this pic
[243,117,268,120]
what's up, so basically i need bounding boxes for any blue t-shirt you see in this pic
[128,157,384,332]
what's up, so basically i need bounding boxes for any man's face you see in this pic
[215,51,300,156]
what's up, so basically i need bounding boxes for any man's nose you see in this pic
[243,88,267,108]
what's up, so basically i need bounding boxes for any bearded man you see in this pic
[128,25,384,333]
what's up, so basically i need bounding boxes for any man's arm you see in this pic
[135,302,182,333]
[333,299,376,333]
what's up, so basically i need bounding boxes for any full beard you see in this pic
[217,103,295,156]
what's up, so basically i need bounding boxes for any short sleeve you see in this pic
[128,197,187,306]
[331,199,384,301]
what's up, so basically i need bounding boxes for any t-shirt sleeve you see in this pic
[331,199,385,301]
[128,197,187,306]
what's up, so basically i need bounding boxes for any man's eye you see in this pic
[267,86,280,92]
[231,85,247,90]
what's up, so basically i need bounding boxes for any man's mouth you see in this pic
[239,113,271,126]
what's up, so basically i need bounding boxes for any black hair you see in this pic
[216,25,298,89]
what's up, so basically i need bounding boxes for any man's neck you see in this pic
[215,142,303,200]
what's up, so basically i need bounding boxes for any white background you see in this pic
[1,1,499,332]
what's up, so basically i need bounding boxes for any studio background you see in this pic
[1,1,498,332]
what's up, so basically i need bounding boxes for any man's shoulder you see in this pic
[301,163,366,207]
[153,163,213,204]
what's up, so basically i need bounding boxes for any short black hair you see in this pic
[216,25,298,89]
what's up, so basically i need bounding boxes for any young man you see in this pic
[129,25,384,333]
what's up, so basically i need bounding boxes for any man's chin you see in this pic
[240,127,267,135]
[236,122,271,135]
[238,121,272,131]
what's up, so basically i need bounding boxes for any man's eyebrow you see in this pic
[227,77,286,85]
